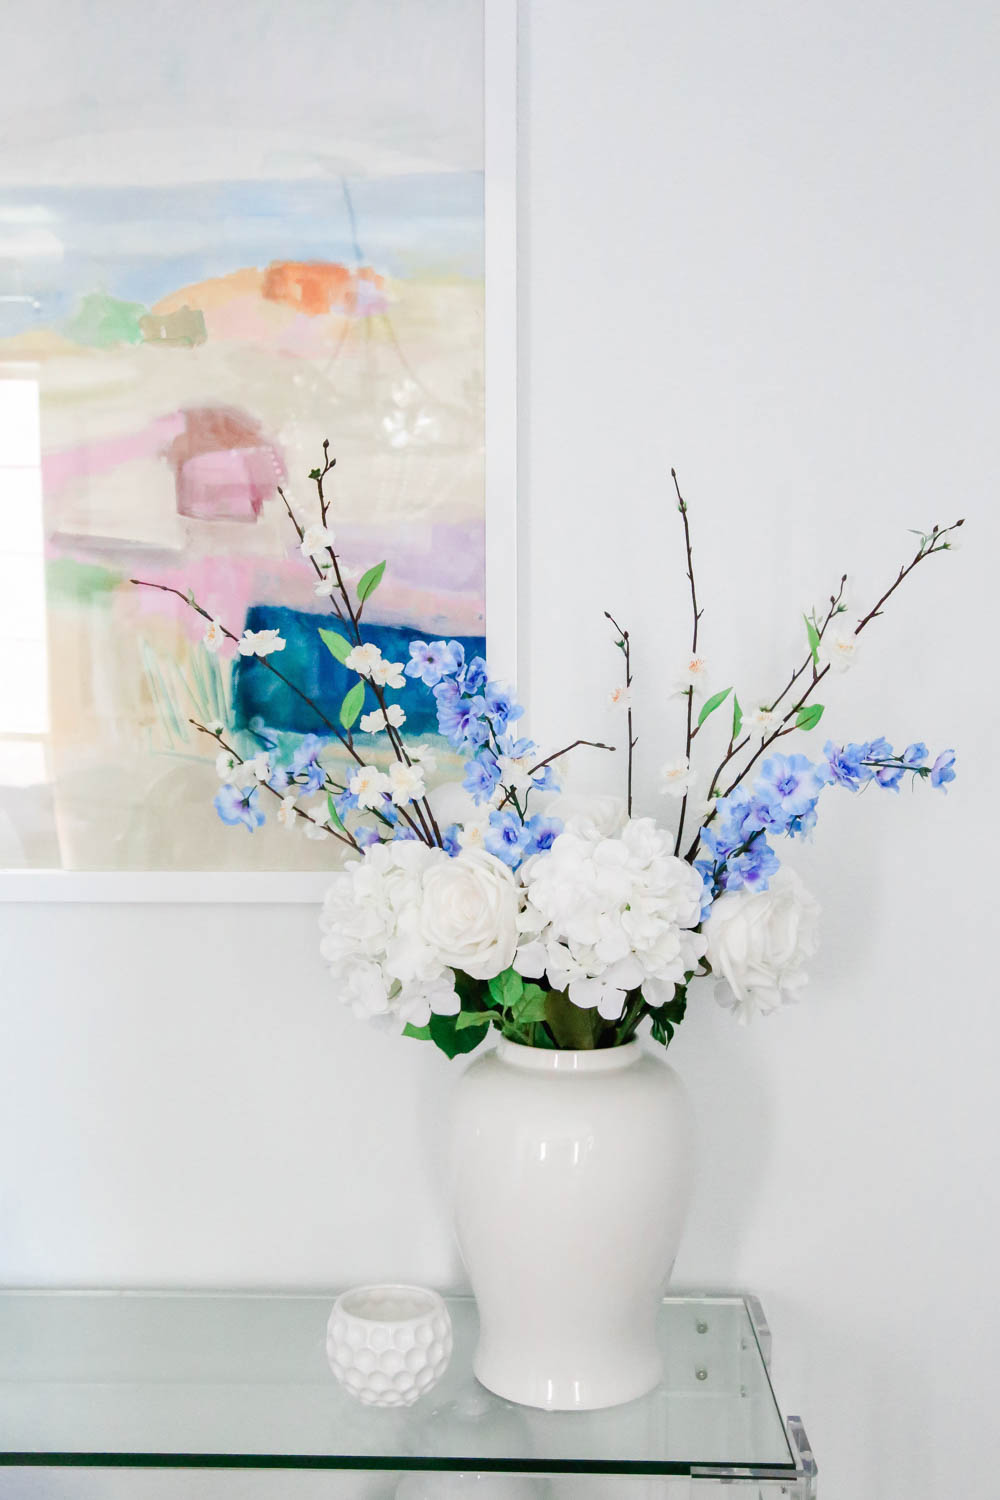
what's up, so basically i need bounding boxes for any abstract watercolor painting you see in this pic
[0,1,494,876]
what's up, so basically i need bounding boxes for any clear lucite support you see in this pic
[744,1294,772,1372]
[690,1415,817,1499]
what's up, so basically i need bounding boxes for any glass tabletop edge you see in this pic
[0,1451,799,1474]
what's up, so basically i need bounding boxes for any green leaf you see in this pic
[357,560,386,603]
[487,967,524,1011]
[795,703,825,731]
[804,614,821,667]
[456,1009,492,1031]
[697,686,732,729]
[402,1022,432,1041]
[309,467,322,480]
[732,694,743,741]
[454,969,486,1010]
[326,793,345,832]
[512,983,549,1025]
[318,627,352,664]
[429,1012,489,1058]
[340,680,365,729]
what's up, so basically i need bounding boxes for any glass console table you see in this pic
[0,1291,817,1497]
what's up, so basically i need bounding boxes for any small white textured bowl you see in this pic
[326,1285,453,1407]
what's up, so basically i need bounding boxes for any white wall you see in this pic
[2,2,998,1498]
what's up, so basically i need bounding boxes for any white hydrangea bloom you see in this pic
[514,817,707,1023]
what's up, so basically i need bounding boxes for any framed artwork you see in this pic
[0,0,517,900]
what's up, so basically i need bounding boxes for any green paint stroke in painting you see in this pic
[65,291,148,348]
[46,558,124,604]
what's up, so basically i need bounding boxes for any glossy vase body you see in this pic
[452,1040,695,1411]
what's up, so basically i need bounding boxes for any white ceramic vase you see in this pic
[452,1040,696,1412]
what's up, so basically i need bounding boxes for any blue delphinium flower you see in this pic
[214,784,265,832]
[267,764,292,795]
[824,740,872,791]
[755,754,828,825]
[484,682,524,733]
[290,734,328,794]
[902,742,928,767]
[725,837,781,891]
[694,860,717,922]
[463,749,502,804]
[335,788,359,818]
[531,763,560,793]
[354,826,382,849]
[702,787,756,860]
[441,824,463,857]
[485,809,529,868]
[786,804,819,838]
[434,680,489,748]
[497,732,535,760]
[522,814,563,858]
[860,736,904,790]
[405,639,465,686]
[930,748,957,790]
[393,825,418,841]
[460,656,489,695]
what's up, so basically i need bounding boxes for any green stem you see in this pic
[544,990,601,1050]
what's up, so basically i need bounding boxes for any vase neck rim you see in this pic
[494,1039,642,1073]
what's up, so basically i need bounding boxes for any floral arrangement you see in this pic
[134,455,960,1055]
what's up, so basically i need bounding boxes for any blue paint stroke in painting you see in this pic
[233,606,485,737]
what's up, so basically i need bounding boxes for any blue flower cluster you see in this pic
[407,638,563,870]
[697,740,957,906]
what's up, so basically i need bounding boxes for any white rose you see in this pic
[704,868,820,1024]
[418,849,519,980]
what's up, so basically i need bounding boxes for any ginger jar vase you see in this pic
[451,1039,696,1411]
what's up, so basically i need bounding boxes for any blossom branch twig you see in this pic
[605,612,635,816]
[278,446,444,847]
[718,518,964,800]
[672,469,702,856]
[130,579,367,766]
[190,719,359,851]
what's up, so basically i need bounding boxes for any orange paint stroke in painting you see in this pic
[262,261,386,317]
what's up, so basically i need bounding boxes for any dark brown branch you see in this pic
[496,739,616,812]
[671,469,703,856]
[530,738,616,774]
[605,611,636,816]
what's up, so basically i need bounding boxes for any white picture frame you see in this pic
[0,0,519,904]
